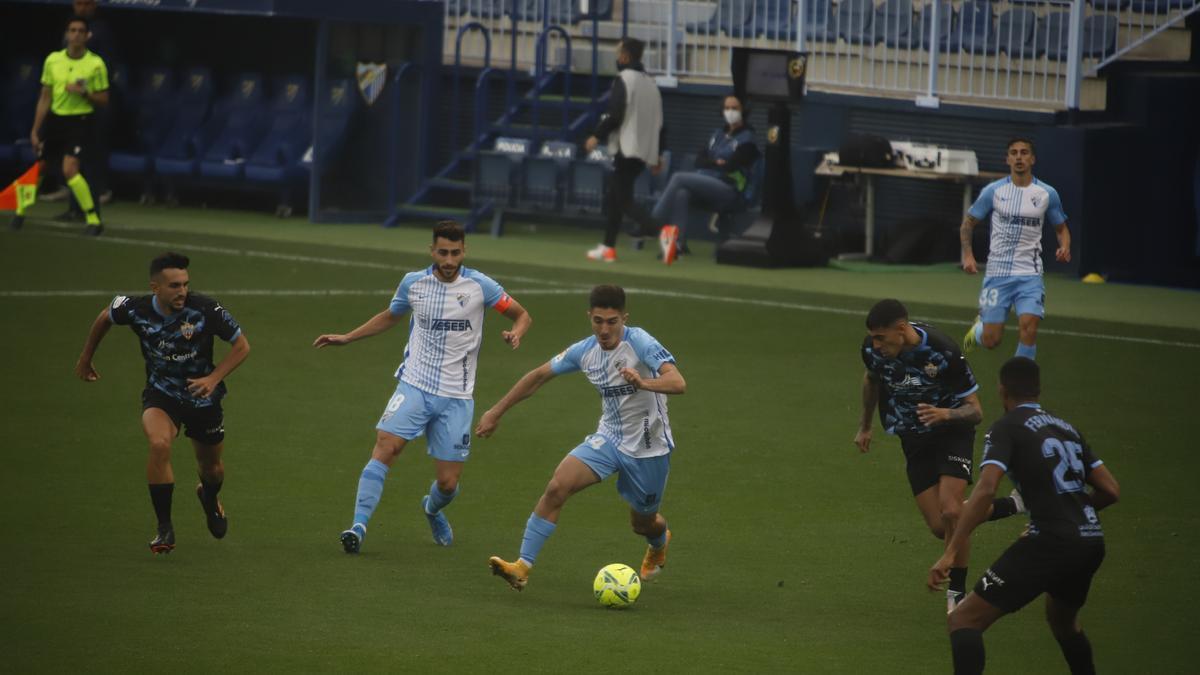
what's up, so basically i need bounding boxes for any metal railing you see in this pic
[443,0,1200,110]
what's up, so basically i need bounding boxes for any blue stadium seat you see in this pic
[520,140,576,211]
[633,149,672,212]
[1080,15,1118,59]
[198,73,269,180]
[957,0,997,55]
[109,67,175,177]
[567,147,611,214]
[508,0,579,23]
[580,0,614,21]
[711,155,766,237]
[919,2,958,53]
[467,0,507,20]
[997,9,1038,59]
[802,0,838,43]
[837,0,877,45]
[153,67,214,179]
[1036,12,1070,60]
[0,60,41,170]
[474,136,531,209]
[758,0,796,40]
[687,0,755,37]
[1089,0,1131,9]
[875,0,917,49]
[244,76,311,212]
[1128,0,1190,12]
[311,79,357,169]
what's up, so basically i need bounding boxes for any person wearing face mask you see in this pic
[648,94,759,265]
[584,38,665,263]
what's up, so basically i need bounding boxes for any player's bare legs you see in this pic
[1045,595,1096,674]
[193,440,227,539]
[946,592,1006,674]
[1017,314,1039,351]
[915,476,970,610]
[633,510,671,581]
[533,455,601,522]
[342,431,408,553]
[142,408,177,553]
[490,456,600,590]
[980,323,1005,350]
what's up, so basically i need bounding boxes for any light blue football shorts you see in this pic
[568,434,671,514]
[376,380,474,462]
[979,275,1045,324]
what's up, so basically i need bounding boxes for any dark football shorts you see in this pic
[974,535,1106,613]
[142,387,225,445]
[898,426,975,495]
[41,113,93,159]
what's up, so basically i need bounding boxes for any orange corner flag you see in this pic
[0,163,41,213]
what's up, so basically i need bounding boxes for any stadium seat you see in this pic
[244,76,311,215]
[473,136,531,209]
[152,67,214,179]
[198,73,269,180]
[109,67,175,179]
[508,0,579,23]
[997,8,1038,59]
[580,0,614,21]
[711,155,766,237]
[0,60,41,170]
[919,2,958,53]
[1089,0,1131,9]
[567,147,611,214]
[686,0,755,37]
[1080,15,1118,59]
[957,0,997,55]
[1036,12,1113,61]
[837,0,878,46]
[802,0,838,43]
[520,140,575,211]
[467,0,508,20]
[758,0,797,40]
[875,0,917,49]
[311,79,357,169]
[1128,0,1190,12]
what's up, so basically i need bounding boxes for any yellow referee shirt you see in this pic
[41,49,109,116]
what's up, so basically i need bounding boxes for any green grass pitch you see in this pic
[2,204,1198,672]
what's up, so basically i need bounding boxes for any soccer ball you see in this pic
[593,563,641,608]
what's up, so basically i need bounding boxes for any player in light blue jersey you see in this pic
[313,221,532,554]
[475,285,686,591]
[960,138,1072,361]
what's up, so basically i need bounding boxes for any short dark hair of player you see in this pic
[66,15,90,32]
[433,220,465,243]
[589,285,626,312]
[1007,137,1036,156]
[619,38,646,63]
[865,299,908,330]
[1000,357,1041,400]
[149,252,190,277]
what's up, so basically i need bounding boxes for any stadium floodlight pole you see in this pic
[917,0,941,109]
[1064,0,1085,111]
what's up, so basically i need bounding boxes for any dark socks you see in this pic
[148,483,174,527]
[200,476,223,505]
[1056,630,1096,675]
[988,496,1019,521]
[949,628,985,675]
[949,567,969,596]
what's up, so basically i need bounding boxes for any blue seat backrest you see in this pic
[875,0,915,41]
[249,77,311,166]
[741,155,767,208]
[157,67,213,158]
[3,60,41,139]
[997,9,1037,56]
[838,0,876,43]
[133,68,175,149]
[201,73,266,160]
[314,79,357,165]
[539,140,577,164]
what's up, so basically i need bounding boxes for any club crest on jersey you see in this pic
[456,292,470,308]
[924,362,939,378]
[613,359,627,371]
[1030,195,1042,208]
[180,321,196,340]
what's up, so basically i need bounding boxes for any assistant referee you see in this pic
[25,15,109,236]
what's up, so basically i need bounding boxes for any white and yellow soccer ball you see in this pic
[593,563,641,608]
